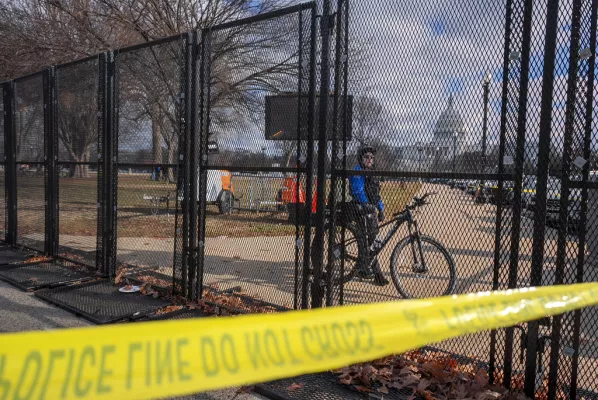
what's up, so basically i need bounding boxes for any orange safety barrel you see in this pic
[282,176,306,204]
[220,170,234,194]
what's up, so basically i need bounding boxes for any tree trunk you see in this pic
[285,148,294,168]
[167,145,177,183]
[67,150,91,178]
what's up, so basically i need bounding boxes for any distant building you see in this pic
[399,96,464,171]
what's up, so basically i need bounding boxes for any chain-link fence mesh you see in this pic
[113,37,185,292]
[194,4,315,311]
[320,0,510,372]
[55,58,100,267]
[14,73,45,252]
[0,0,595,397]
[541,0,598,396]
[0,92,5,242]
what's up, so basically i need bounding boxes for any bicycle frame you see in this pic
[339,206,429,272]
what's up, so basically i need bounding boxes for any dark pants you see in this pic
[346,202,383,276]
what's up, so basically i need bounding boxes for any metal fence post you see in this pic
[499,0,535,387]
[96,53,107,274]
[489,0,515,382]
[100,51,118,278]
[300,5,318,310]
[195,28,211,302]
[43,67,58,256]
[3,81,16,246]
[324,0,346,307]
[311,0,333,309]
[186,31,199,299]
[523,0,561,395]
[174,33,191,298]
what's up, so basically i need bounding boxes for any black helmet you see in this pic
[358,145,376,158]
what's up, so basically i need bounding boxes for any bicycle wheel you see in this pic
[320,221,364,285]
[390,235,456,299]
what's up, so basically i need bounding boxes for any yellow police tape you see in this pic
[1,283,598,400]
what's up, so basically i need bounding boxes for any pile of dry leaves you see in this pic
[332,351,532,400]
[114,266,182,293]
[24,255,52,264]
[200,289,281,315]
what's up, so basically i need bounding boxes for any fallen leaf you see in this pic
[236,386,253,393]
[418,390,435,400]
[453,384,469,399]
[418,379,431,391]
[423,361,450,383]
[287,383,304,392]
[377,385,389,394]
[474,369,489,387]
[401,373,420,387]
[353,385,373,393]
[475,390,501,400]
[231,386,254,399]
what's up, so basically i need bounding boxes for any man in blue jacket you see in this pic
[348,145,389,286]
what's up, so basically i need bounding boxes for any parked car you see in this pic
[465,180,479,196]
[489,181,515,205]
[474,180,497,203]
[527,176,560,212]
[456,180,468,191]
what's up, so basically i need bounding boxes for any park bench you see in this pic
[142,191,176,216]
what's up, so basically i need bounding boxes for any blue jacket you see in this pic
[349,164,384,212]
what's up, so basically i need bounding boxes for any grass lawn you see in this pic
[14,173,422,239]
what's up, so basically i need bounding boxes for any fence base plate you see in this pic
[35,279,170,324]
[0,261,95,291]
[0,249,36,265]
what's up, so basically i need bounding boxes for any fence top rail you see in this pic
[205,2,315,33]
[114,33,185,56]
[206,165,306,174]
[334,170,517,181]
[55,54,100,71]
[13,70,45,83]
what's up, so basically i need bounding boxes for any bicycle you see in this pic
[321,192,456,299]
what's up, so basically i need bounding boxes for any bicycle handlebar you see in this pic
[413,191,437,205]
[393,192,437,216]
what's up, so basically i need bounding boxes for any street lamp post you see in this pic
[478,72,491,203]
[417,143,423,182]
[452,134,457,173]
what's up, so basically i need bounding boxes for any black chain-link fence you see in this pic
[0,90,5,242]
[55,57,100,268]
[192,4,317,310]
[0,0,596,397]
[112,36,186,292]
[13,73,46,252]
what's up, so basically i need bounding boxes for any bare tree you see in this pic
[14,78,44,162]
[352,95,387,148]
[56,61,98,177]
[1,0,305,176]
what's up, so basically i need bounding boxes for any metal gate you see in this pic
[190,3,317,310]
[12,72,46,252]
[109,35,188,290]
[490,0,598,397]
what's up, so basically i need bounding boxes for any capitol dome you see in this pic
[434,96,464,139]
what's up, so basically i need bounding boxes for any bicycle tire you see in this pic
[390,235,456,299]
[319,221,365,286]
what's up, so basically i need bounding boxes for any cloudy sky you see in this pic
[212,0,596,171]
